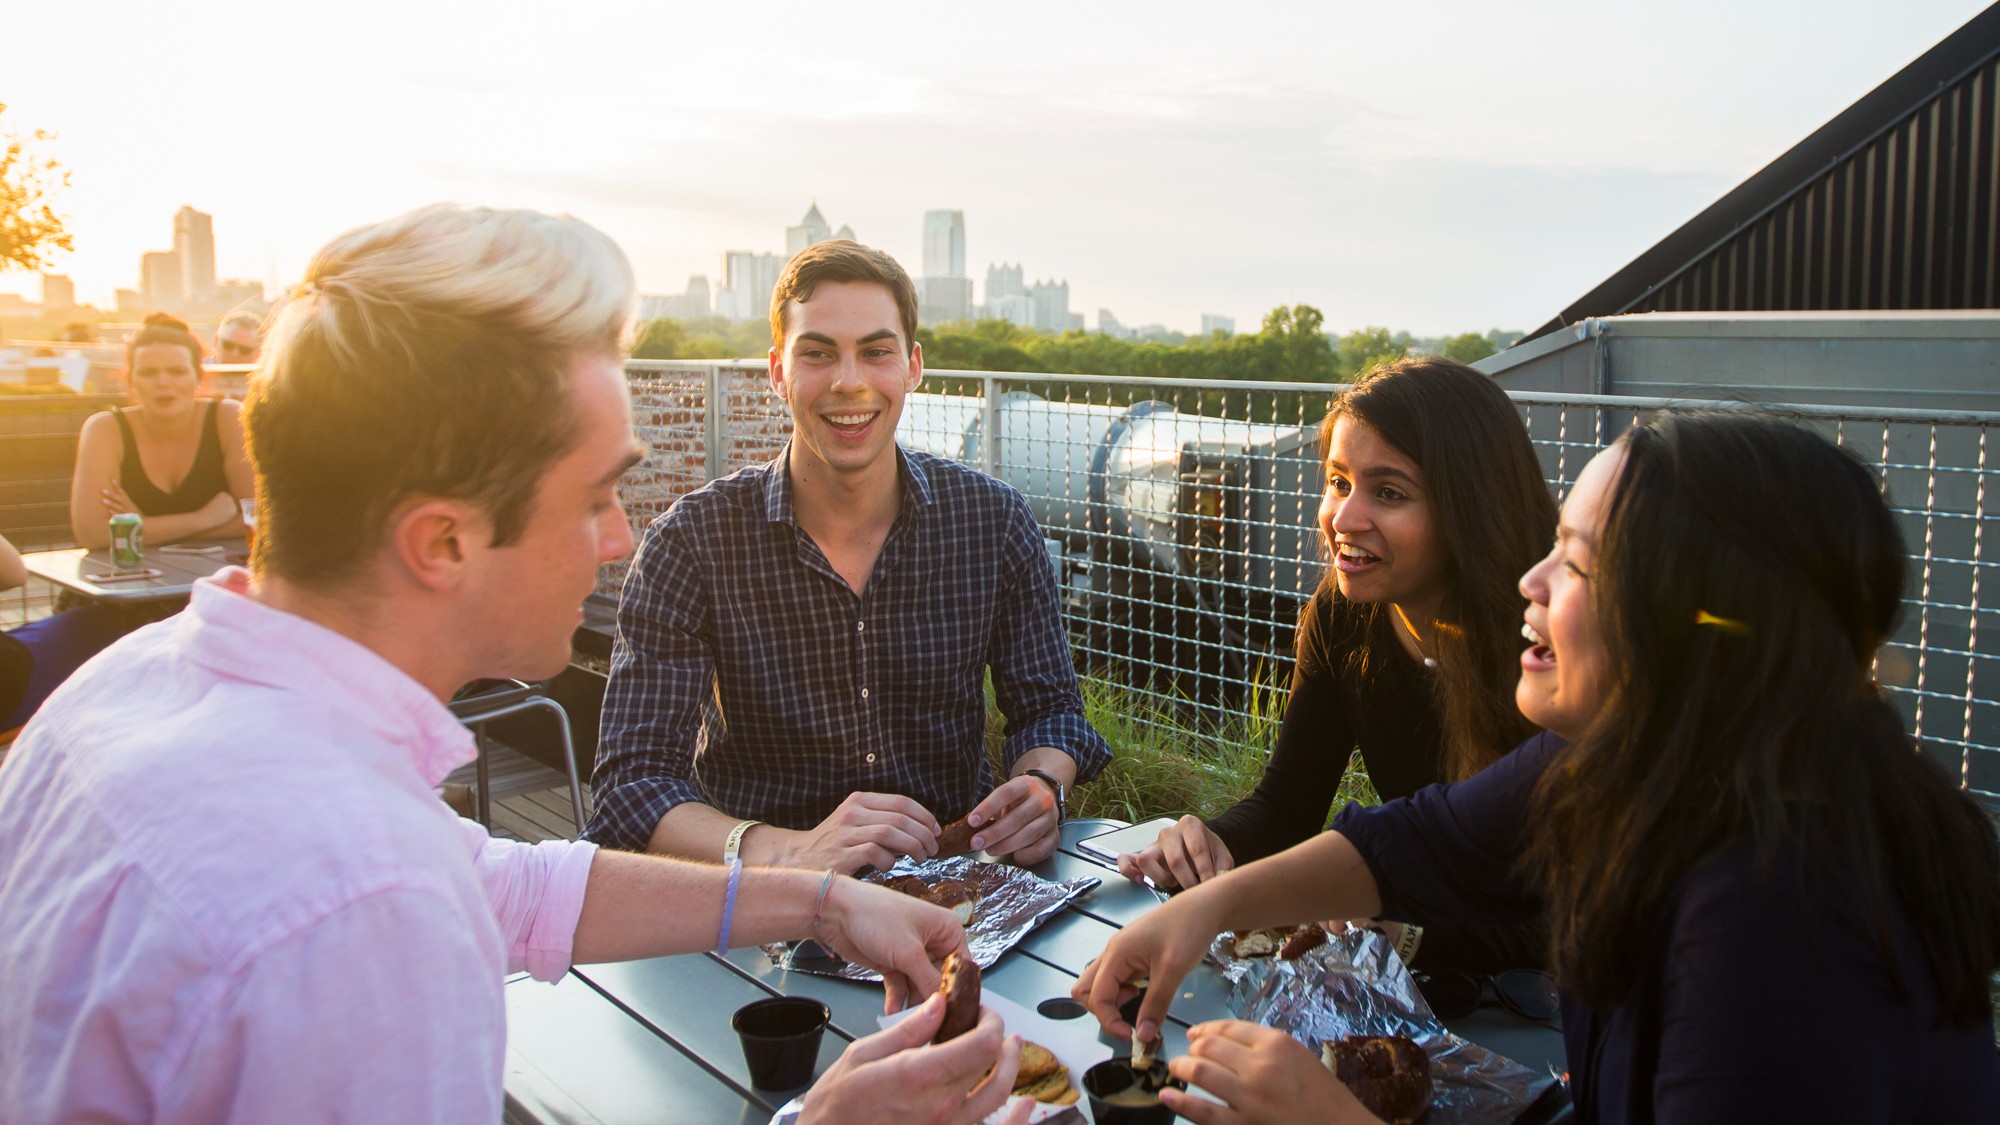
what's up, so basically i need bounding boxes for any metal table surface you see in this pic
[21,541,243,603]
[504,819,1569,1124]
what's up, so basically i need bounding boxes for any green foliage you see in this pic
[984,672,1379,826]
[1443,331,1498,364]
[1333,326,1409,378]
[0,104,70,274]
[631,315,771,360]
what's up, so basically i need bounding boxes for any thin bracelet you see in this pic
[809,868,837,937]
[714,857,744,956]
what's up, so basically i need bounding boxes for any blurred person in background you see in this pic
[67,312,253,549]
[213,309,262,365]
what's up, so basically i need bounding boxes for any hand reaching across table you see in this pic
[1116,814,1234,890]
[1163,1020,1380,1125]
[798,997,1032,1125]
[812,876,970,1013]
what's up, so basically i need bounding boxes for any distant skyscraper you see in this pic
[1029,278,1071,334]
[785,203,833,259]
[1201,314,1236,336]
[922,211,966,279]
[174,206,216,301]
[834,223,856,242]
[40,273,75,310]
[985,262,1026,306]
[720,251,783,322]
[141,251,183,310]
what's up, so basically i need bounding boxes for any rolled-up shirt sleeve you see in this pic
[459,818,598,981]
[1330,731,1561,930]
[587,512,716,851]
[991,494,1112,781]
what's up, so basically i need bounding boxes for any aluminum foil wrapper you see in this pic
[766,856,1099,981]
[1208,926,1556,1123]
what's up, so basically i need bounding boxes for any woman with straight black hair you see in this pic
[1081,411,2000,1123]
[1119,355,1557,975]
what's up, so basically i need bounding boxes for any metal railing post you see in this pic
[980,374,1001,476]
[705,364,727,482]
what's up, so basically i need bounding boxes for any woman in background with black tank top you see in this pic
[1117,357,1558,975]
[69,313,252,549]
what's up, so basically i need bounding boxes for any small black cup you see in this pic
[732,997,830,1090]
[1083,1057,1185,1125]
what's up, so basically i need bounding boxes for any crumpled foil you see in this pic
[1209,926,1556,1123]
[766,856,1100,982]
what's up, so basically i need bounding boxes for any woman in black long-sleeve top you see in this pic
[1080,412,2000,1124]
[1119,356,1556,974]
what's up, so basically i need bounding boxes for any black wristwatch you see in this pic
[1023,768,1067,822]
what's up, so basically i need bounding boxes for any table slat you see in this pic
[506,974,769,1125]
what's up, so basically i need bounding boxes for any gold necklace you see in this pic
[1393,605,1439,669]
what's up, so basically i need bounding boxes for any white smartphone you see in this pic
[1076,817,1180,862]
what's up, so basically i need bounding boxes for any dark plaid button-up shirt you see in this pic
[585,447,1111,852]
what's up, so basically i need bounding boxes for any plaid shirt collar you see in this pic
[761,442,938,528]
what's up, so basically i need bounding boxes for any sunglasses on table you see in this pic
[1414,967,1561,1027]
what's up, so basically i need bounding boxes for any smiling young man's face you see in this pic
[769,280,921,486]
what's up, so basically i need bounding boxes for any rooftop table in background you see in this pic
[503,819,1569,1124]
[21,541,244,604]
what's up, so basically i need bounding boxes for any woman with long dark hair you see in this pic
[1081,412,2000,1123]
[1119,355,1556,973]
[68,312,253,548]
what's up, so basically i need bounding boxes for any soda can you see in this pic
[109,512,144,571]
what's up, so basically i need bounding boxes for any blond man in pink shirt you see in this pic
[0,205,1029,1125]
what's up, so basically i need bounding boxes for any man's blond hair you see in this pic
[244,204,635,583]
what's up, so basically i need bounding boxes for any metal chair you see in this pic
[447,679,588,836]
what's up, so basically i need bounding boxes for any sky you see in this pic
[1,0,1991,336]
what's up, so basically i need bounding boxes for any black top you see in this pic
[1334,733,2000,1124]
[1206,590,1543,972]
[111,401,227,517]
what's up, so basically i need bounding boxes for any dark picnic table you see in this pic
[503,819,1569,1124]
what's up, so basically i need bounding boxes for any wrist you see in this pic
[736,823,789,867]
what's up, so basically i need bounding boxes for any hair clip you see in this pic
[1694,609,1750,636]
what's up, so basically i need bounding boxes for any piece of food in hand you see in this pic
[1011,1041,1079,1105]
[878,874,929,898]
[1320,1034,1432,1125]
[933,951,982,1045]
[1280,922,1329,961]
[1229,927,1287,958]
[935,815,978,857]
[922,878,977,924]
[1130,1028,1163,1071]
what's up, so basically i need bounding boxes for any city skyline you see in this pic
[0,1,1987,335]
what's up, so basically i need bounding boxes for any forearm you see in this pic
[1008,745,1077,788]
[646,800,785,864]
[571,849,832,963]
[1182,830,1382,933]
[0,537,24,590]
[138,507,240,546]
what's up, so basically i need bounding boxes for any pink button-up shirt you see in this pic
[0,571,599,1122]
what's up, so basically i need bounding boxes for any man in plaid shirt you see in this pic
[588,241,1111,872]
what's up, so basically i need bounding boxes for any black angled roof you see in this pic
[1529,3,2000,342]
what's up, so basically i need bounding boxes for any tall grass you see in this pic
[988,672,1379,825]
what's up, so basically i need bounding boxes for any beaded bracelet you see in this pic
[714,857,744,956]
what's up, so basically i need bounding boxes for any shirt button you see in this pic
[856,621,865,632]
[860,687,870,699]
[866,752,877,763]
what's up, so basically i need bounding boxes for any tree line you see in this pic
[634,304,1516,384]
